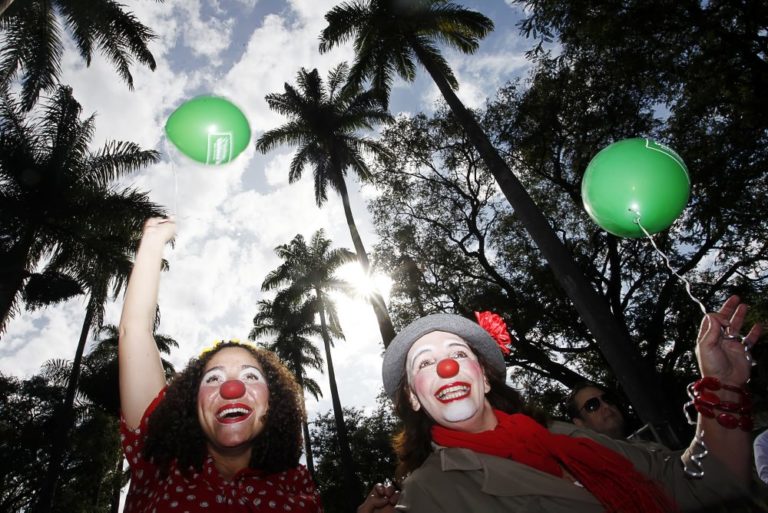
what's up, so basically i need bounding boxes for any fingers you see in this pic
[359,482,399,512]
[138,218,177,251]
[717,296,759,344]
[717,295,740,319]
[143,216,174,226]
[370,482,397,499]
[697,313,721,348]
[726,302,747,336]
[744,322,762,349]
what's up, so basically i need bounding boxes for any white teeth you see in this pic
[217,407,250,419]
[436,385,470,401]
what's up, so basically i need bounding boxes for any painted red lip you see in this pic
[434,382,471,403]
[215,402,253,424]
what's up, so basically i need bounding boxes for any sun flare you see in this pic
[336,262,393,302]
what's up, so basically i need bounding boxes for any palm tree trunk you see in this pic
[109,453,124,513]
[0,227,34,335]
[411,42,682,443]
[316,290,360,513]
[35,298,95,512]
[301,419,315,476]
[335,176,396,347]
[0,0,15,17]
[293,367,316,477]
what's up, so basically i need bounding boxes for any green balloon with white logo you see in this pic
[165,96,251,165]
[581,138,690,237]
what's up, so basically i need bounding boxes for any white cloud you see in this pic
[286,0,341,24]
[264,151,295,187]
[177,0,235,63]
[1,1,531,427]
[217,11,355,135]
[1,298,89,377]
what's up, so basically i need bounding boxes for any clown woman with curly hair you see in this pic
[118,218,322,512]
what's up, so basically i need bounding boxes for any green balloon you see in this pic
[581,138,690,238]
[165,95,251,165]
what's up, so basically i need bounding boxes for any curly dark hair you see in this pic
[391,351,547,480]
[143,341,305,477]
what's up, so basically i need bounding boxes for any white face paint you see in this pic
[197,347,270,451]
[406,331,497,433]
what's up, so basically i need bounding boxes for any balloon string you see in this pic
[632,212,754,365]
[173,159,179,219]
[632,212,707,316]
[162,137,179,218]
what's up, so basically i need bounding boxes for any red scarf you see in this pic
[431,410,678,513]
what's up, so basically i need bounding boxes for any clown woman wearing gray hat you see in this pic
[360,298,760,513]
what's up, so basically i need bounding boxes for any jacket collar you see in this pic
[435,445,600,504]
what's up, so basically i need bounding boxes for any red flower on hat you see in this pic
[475,311,513,355]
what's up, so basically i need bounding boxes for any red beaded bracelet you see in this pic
[687,377,753,431]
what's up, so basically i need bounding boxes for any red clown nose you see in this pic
[436,358,460,378]
[220,379,246,399]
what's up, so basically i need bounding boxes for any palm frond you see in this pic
[319,1,369,53]
[84,141,160,188]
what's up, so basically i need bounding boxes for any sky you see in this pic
[1,0,535,426]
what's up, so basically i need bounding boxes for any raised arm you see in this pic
[689,295,761,483]
[119,217,176,429]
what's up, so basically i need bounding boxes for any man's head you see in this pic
[566,382,626,439]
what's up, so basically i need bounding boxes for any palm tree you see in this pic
[319,0,675,435]
[34,228,165,513]
[0,85,165,511]
[262,230,362,513]
[0,0,163,110]
[40,324,176,513]
[0,85,162,334]
[250,298,328,478]
[256,63,396,348]
[80,324,177,416]
[81,324,176,513]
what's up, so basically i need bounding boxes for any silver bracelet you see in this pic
[681,429,708,478]
[682,382,709,478]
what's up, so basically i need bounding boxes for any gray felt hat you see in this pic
[382,313,506,400]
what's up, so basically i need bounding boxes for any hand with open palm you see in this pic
[696,295,761,386]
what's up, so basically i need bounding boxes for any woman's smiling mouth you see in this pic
[435,382,471,403]
[215,403,254,423]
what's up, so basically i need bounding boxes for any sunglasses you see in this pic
[579,393,617,414]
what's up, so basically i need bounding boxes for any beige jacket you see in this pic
[395,422,753,512]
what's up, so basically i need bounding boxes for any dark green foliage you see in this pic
[0,327,175,512]
[311,395,399,513]
[0,371,121,513]
[370,57,767,429]
[0,85,164,333]
[0,0,162,111]
[22,270,83,309]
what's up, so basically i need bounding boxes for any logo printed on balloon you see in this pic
[581,138,690,238]
[644,140,687,177]
[208,132,233,165]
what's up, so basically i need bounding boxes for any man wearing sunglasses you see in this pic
[566,382,626,439]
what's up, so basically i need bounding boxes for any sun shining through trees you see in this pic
[2,0,766,511]
[335,262,393,306]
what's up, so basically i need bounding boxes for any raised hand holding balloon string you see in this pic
[697,295,760,384]
[684,295,761,482]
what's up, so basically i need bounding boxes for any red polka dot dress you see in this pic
[121,390,323,513]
